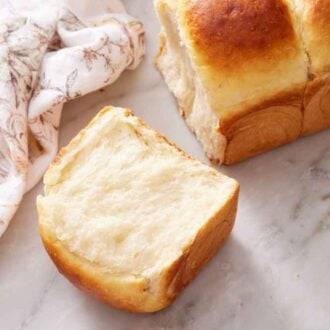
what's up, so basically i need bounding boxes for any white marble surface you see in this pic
[1,1,330,329]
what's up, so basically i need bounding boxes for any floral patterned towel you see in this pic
[0,0,145,237]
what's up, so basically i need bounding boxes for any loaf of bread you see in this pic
[155,0,330,164]
[37,106,239,313]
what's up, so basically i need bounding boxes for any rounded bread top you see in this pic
[181,0,301,73]
[172,0,308,121]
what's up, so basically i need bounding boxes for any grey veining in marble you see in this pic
[0,1,330,329]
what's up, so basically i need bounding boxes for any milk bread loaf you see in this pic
[155,0,330,164]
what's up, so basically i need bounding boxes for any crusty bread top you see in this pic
[294,0,330,75]
[156,0,308,124]
[183,0,298,74]
[38,107,238,280]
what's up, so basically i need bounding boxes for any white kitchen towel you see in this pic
[0,0,145,236]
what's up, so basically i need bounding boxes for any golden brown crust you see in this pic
[302,0,330,74]
[219,88,304,132]
[183,0,299,73]
[164,188,238,299]
[309,0,330,34]
[222,88,303,164]
[39,180,238,313]
[224,105,302,164]
[302,74,330,135]
[297,0,330,135]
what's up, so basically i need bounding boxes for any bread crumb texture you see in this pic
[38,107,238,283]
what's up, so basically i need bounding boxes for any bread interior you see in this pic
[156,6,227,163]
[37,108,235,291]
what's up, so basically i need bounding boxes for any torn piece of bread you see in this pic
[155,0,330,164]
[37,106,239,313]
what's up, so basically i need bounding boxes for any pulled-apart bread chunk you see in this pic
[37,106,239,313]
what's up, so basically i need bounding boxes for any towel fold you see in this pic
[0,0,145,236]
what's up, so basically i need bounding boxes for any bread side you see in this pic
[37,106,239,312]
[155,2,227,163]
